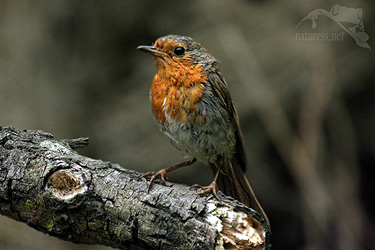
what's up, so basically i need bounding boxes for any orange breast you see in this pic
[151,60,207,124]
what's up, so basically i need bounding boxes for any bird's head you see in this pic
[137,35,217,73]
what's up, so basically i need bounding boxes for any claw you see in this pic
[142,169,168,192]
[190,184,203,190]
[141,159,197,193]
[191,181,222,202]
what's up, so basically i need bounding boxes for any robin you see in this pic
[138,35,268,224]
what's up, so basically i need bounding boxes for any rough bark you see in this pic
[0,126,271,250]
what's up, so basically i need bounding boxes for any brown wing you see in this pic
[206,71,269,223]
[206,71,248,172]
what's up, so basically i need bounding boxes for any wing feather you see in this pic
[206,71,248,172]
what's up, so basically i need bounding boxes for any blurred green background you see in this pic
[0,0,374,249]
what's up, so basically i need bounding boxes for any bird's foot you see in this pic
[141,159,197,192]
[191,181,221,202]
[142,169,169,192]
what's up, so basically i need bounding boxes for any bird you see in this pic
[137,35,268,224]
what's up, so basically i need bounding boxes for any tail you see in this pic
[212,158,269,225]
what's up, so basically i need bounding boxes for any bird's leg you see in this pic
[192,164,222,201]
[143,158,196,191]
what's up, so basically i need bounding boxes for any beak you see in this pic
[137,45,166,57]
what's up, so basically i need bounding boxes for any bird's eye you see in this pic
[173,46,185,56]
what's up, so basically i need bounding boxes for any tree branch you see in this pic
[0,126,271,250]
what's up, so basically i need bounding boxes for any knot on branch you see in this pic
[47,169,87,200]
